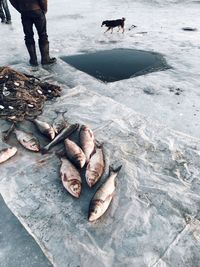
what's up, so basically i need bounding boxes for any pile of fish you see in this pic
[0,66,62,122]
[0,114,122,222]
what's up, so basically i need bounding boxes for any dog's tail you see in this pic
[122,17,126,21]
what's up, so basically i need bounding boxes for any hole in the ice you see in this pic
[60,48,171,83]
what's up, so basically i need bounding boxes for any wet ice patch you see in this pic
[60,49,170,83]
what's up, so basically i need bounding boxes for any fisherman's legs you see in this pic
[21,15,38,66]
[0,1,6,22]
[1,0,11,23]
[33,11,48,42]
[34,12,56,65]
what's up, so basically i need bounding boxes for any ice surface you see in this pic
[0,0,200,266]
[1,86,200,267]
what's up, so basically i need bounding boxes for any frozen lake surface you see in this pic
[0,0,200,266]
[0,0,200,137]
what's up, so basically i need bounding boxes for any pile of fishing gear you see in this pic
[0,66,62,122]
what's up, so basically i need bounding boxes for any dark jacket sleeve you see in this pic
[9,0,20,13]
[38,0,47,13]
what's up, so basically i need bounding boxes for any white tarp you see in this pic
[0,85,200,267]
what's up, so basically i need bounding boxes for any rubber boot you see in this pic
[6,20,12,24]
[39,40,56,65]
[25,43,38,66]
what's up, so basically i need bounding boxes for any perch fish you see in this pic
[88,165,122,222]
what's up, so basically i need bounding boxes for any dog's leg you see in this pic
[104,27,111,33]
[117,26,120,32]
[111,28,113,34]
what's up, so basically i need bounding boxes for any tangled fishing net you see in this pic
[0,66,62,122]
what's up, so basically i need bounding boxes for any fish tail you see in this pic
[27,117,37,122]
[54,109,68,122]
[55,149,66,158]
[3,123,16,141]
[109,165,122,175]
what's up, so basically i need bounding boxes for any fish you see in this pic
[0,146,17,163]
[64,138,86,168]
[86,144,104,187]
[88,165,122,222]
[33,119,56,140]
[41,123,79,153]
[14,129,40,152]
[60,157,82,198]
[79,125,95,163]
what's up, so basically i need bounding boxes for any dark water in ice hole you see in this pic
[60,48,170,83]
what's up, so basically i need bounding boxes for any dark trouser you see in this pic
[0,3,5,21]
[21,10,56,65]
[0,0,11,21]
[21,10,48,45]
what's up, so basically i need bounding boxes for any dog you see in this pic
[101,17,125,33]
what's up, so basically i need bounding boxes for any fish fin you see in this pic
[95,140,103,148]
[109,165,122,175]
[55,149,66,158]
[87,162,90,169]
[90,146,96,158]
[60,171,63,180]
[63,173,68,182]
[94,199,104,205]
[104,193,114,203]
[40,147,49,154]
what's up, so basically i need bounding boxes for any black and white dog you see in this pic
[101,17,125,33]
